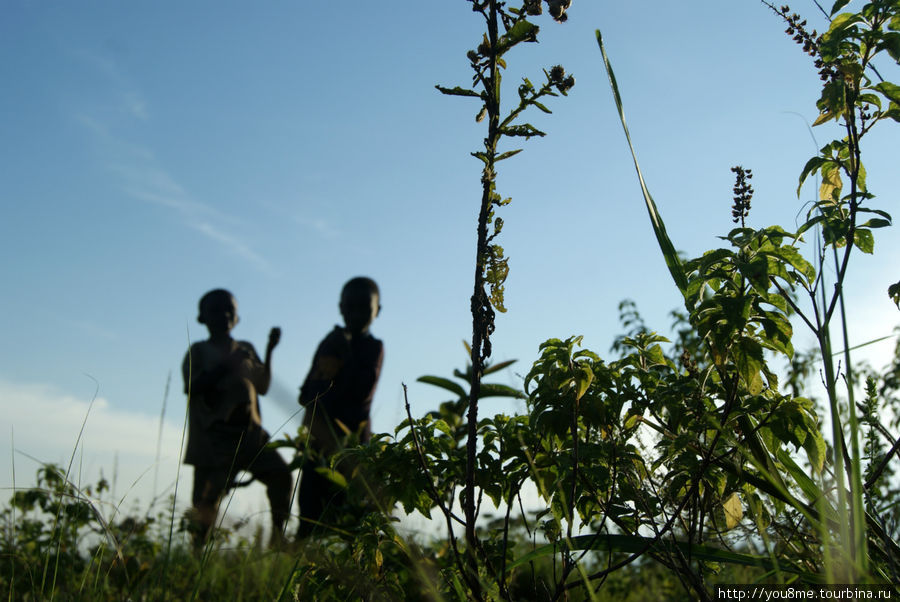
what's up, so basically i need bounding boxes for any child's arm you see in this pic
[255,327,280,395]
[298,330,347,407]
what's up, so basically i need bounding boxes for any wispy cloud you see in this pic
[191,222,274,275]
[65,317,119,341]
[257,198,341,241]
[74,54,276,275]
[73,48,149,122]
[293,215,340,239]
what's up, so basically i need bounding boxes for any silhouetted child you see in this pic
[182,289,292,545]
[296,277,384,538]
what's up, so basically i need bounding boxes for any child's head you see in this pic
[198,289,239,336]
[339,277,380,335]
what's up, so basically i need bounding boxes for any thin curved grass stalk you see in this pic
[596,30,687,299]
[153,371,171,501]
[8,428,15,602]
[161,327,193,595]
[43,376,100,599]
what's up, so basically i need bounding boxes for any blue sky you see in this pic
[2,2,898,528]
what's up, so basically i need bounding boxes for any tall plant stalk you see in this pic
[464,1,500,567]
[437,1,574,585]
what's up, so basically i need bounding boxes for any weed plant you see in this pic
[4,1,900,600]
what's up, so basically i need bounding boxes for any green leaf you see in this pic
[830,0,852,16]
[496,19,539,56]
[860,217,891,229]
[314,466,348,489]
[624,413,641,430]
[484,358,517,375]
[888,281,900,309]
[507,533,819,579]
[767,243,816,283]
[759,314,794,358]
[735,337,764,395]
[433,419,452,437]
[825,12,864,38]
[574,365,593,401]
[858,92,882,111]
[854,228,874,254]
[499,123,546,138]
[417,375,467,399]
[877,32,900,62]
[778,448,827,502]
[875,81,900,105]
[434,85,481,98]
[797,156,825,197]
[885,102,900,123]
[479,383,526,399]
[597,30,688,299]
[495,149,524,162]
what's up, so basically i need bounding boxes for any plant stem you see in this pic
[464,1,501,593]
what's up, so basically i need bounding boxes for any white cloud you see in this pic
[0,378,281,526]
[1,379,185,488]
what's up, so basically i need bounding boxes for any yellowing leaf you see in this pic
[575,366,593,401]
[723,492,743,529]
[819,165,842,202]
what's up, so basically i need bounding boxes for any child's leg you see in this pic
[296,463,327,539]
[191,466,229,545]
[249,447,292,542]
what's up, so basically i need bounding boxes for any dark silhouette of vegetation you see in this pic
[4,0,900,599]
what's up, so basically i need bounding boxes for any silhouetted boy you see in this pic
[182,289,292,545]
[297,277,383,538]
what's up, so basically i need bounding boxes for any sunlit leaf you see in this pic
[314,466,348,489]
[889,281,900,309]
[819,163,843,201]
[830,0,852,16]
[875,81,900,104]
[854,228,874,254]
[417,375,467,399]
[723,492,743,529]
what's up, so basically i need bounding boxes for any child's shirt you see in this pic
[182,338,266,466]
[300,326,383,451]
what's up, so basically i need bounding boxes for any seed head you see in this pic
[524,0,542,16]
[546,0,571,22]
[549,64,565,83]
[730,165,753,227]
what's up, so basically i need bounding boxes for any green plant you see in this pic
[375,0,900,599]
[434,1,575,592]
[586,0,900,592]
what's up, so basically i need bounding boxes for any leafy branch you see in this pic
[436,0,574,590]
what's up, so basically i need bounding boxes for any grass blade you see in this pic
[508,533,820,580]
[596,31,688,299]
